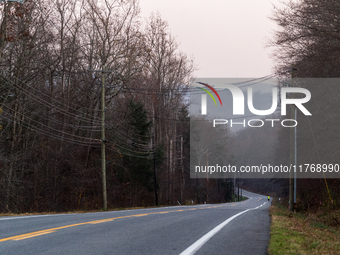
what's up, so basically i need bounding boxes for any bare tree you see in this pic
[270,0,340,77]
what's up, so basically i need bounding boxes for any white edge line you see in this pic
[179,202,267,255]
[0,215,53,221]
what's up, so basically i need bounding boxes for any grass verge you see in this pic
[268,203,340,255]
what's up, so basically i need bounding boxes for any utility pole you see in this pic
[153,150,158,206]
[180,136,184,203]
[153,130,158,206]
[217,179,221,203]
[169,139,173,204]
[233,173,236,202]
[206,149,209,204]
[101,67,107,211]
[89,66,115,210]
[152,108,158,206]
[289,64,297,212]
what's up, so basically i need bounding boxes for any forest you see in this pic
[0,0,236,213]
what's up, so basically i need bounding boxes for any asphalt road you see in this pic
[0,191,271,255]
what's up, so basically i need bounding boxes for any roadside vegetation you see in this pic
[268,199,340,255]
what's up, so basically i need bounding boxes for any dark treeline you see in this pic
[268,0,340,211]
[0,0,231,213]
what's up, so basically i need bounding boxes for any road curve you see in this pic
[0,191,271,255]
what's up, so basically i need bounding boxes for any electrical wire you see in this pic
[0,94,102,132]
[0,75,103,126]
[1,114,100,147]
[1,104,99,143]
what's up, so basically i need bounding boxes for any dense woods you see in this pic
[0,0,236,213]
[0,0,206,213]
[266,0,340,210]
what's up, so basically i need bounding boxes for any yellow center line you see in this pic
[13,231,56,241]
[0,204,237,242]
[133,214,149,217]
[89,219,115,224]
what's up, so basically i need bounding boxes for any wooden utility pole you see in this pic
[152,108,158,206]
[101,67,107,211]
[153,149,158,206]
[206,149,209,204]
[89,67,116,210]
[289,64,297,212]
[180,136,184,203]
[234,173,236,201]
[169,139,173,204]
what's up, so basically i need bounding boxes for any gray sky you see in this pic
[139,0,285,78]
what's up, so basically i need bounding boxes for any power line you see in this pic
[0,94,102,132]
[1,106,98,141]
[1,114,100,147]
[0,75,103,126]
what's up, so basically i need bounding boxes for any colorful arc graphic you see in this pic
[197,87,217,105]
[197,82,222,106]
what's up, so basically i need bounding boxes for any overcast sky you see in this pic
[139,0,285,78]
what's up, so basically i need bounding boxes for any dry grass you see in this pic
[268,204,340,255]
